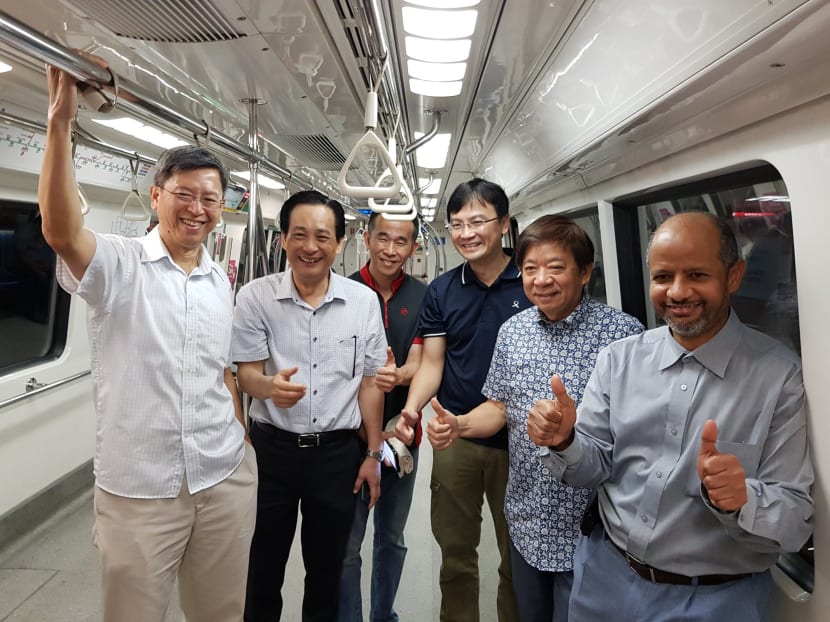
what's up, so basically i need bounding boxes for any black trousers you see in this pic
[244,422,362,622]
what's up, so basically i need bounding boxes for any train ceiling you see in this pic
[0,0,827,221]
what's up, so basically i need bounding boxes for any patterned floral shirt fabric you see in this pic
[483,294,643,571]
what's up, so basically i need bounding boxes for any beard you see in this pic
[661,313,709,338]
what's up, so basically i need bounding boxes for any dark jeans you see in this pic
[244,422,362,622]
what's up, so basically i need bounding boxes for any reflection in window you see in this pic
[569,210,606,304]
[631,168,810,595]
[636,176,799,354]
[0,199,68,372]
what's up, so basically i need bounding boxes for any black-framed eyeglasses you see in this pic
[159,186,224,211]
[445,216,501,233]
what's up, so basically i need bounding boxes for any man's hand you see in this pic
[426,397,459,450]
[697,420,748,512]
[270,367,306,408]
[527,375,577,449]
[394,407,419,445]
[354,457,382,509]
[375,347,400,393]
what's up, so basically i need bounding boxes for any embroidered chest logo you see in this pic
[400,308,409,316]
[512,300,520,309]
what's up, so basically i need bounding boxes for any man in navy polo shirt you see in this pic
[339,212,427,622]
[397,179,530,622]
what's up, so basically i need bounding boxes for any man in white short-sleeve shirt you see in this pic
[39,61,256,622]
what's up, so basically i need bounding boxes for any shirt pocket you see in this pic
[327,336,361,380]
[685,440,763,496]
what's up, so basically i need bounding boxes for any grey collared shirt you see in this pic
[541,310,813,575]
[231,269,387,433]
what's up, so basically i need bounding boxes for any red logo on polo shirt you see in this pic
[400,308,409,317]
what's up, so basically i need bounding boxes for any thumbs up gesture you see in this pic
[527,375,577,449]
[270,366,307,408]
[427,397,460,450]
[697,420,748,512]
[375,347,400,393]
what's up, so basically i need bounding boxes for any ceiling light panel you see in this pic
[421,197,438,208]
[401,7,478,39]
[91,117,188,149]
[0,61,12,73]
[419,177,442,195]
[413,132,452,169]
[231,170,285,190]
[407,60,467,82]
[406,36,472,63]
[406,0,480,7]
[410,79,463,97]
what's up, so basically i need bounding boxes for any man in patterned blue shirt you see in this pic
[427,214,642,622]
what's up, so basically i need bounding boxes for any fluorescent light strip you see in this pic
[406,0,480,7]
[413,131,452,169]
[410,79,463,97]
[0,60,12,73]
[231,170,286,190]
[91,117,188,150]
[408,59,467,82]
[406,36,471,63]
[419,177,442,195]
[421,197,438,208]
[402,7,478,39]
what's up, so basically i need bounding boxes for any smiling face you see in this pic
[648,214,745,350]
[150,168,223,255]
[364,216,418,282]
[281,202,344,287]
[521,241,591,322]
[447,199,509,265]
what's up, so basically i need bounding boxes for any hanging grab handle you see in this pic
[120,156,151,221]
[368,166,414,214]
[70,129,90,215]
[337,91,402,200]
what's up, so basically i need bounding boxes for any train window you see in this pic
[568,209,607,304]
[617,165,811,596]
[0,199,69,372]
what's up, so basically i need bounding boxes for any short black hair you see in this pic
[515,214,594,271]
[366,211,419,242]
[446,178,509,218]
[153,145,227,191]
[279,190,346,240]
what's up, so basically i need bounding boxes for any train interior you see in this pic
[1,0,829,619]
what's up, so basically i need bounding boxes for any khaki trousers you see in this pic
[92,443,257,622]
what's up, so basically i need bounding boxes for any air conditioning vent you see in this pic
[69,0,244,43]
[278,134,349,170]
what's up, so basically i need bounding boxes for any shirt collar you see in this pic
[460,249,521,287]
[536,289,589,327]
[140,227,212,275]
[276,268,346,305]
[359,262,406,295]
[657,309,742,378]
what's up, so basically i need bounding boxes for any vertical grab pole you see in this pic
[243,98,265,285]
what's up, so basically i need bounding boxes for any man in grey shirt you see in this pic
[528,212,813,622]
[232,191,387,621]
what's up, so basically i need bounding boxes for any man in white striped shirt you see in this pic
[233,191,387,621]
[39,63,257,621]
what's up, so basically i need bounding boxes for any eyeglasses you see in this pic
[159,186,224,211]
[445,216,501,233]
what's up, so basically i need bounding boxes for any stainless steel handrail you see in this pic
[0,370,91,410]
[0,10,307,190]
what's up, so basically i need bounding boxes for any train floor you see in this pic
[0,406,502,621]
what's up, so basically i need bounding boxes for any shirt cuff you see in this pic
[538,438,582,480]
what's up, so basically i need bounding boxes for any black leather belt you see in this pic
[253,420,356,448]
[605,533,751,586]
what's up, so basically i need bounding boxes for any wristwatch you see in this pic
[366,448,383,462]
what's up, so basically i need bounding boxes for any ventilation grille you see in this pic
[278,134,349,170]
[69,0,245,43]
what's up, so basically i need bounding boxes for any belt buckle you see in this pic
[297,433,320,448]
[625,552,656,582]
